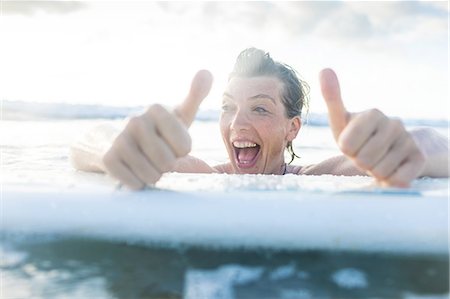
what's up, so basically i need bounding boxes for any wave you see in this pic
[2,100,143,120]
[2,100,448,128]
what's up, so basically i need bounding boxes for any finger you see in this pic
[174,69,213,127]
[384,151,425,188]
[146,105,192,157]
[319,68,351,141]
[117,134,162,186]
[130,115,177,173]
[353,118,405,170]
[368,132,414,181]
[102,150,145,190]
[338,109,386,157]
[352,117,403,170]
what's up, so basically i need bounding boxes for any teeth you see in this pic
[233,141,257,148]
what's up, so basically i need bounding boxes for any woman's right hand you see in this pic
[102,70,213,190]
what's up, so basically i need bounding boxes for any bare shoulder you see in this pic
[295,156,366,176]
[285,164,303,174]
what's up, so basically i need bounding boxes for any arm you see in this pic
[70,122,122,173]
[300,128,448,179]
[298,155,366,176]
[70,124,216,174]
[319,68,448,187]
[411,128,449,177]
[70,70,213,190]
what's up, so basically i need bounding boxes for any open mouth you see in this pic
[232,140,261,169]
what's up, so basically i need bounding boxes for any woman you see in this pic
[71,48,449,190]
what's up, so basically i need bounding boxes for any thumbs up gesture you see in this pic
[102,70,213,190]
[319,69,426,187]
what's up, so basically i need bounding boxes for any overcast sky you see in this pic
[1,1,448,119]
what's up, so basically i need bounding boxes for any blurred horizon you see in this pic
[1,1,448,120]
[3,99,449,130]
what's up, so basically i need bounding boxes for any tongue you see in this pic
[238,147,259,163]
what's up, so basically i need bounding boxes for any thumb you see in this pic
[174,70,213,127]
[319,68,350,141]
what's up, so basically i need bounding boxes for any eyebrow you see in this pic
[223,93,276,104]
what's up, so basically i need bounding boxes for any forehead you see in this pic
[225,76,283,100]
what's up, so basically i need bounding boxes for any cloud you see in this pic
[345,1,448,36]
[47,1,444,48]
[2,1,86,15]
[269,2,448,45]
[138,1,447,53]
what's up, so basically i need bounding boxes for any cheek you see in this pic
[257,121,289,153]
[258,120,287,140]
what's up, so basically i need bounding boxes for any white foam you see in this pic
[331,268,369,289]
[269,264,297,281]
[184,265,263,299]
[1,260,111,299]
[0,245,28,268]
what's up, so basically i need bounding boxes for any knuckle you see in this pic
[126,116,143,133]
[146,104,166,117]
[365,108,383,120]
[147,104,175,126]
[390,118,405,133]
[368,108,381,116]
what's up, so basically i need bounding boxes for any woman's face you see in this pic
[220,76,301,174]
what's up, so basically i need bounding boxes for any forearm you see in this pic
[70,122,122,173]
[411,128,449,177]
[299,155,367,176]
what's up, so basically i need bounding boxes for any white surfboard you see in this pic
[2,173,448,255]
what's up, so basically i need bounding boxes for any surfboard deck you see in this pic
[2,174,448,255]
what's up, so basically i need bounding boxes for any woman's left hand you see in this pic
[319,68,426,187]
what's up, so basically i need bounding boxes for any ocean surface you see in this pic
[1,101,449,298]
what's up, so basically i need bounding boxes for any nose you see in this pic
[230,108,250,132]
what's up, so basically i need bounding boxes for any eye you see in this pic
[253,106,268,114]
[221,103,235,112]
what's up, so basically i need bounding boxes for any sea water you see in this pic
[1,103,449,298]
[2,238,448,299]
